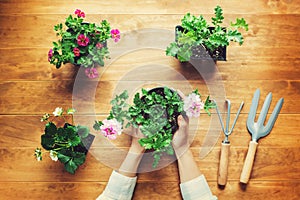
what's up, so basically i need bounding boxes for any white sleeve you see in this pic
[180,175,218,200]
[96,170,137,200]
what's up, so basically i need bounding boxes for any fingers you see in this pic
[133,126,146,139]
[177,115,189,127]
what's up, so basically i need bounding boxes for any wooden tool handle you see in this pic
[240,141,258,184]
[218,142,230,185]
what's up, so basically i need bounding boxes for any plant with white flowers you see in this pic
[93,87,215,167]
[35,107,93,174]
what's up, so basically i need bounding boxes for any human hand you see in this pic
[118,127,145,177]
[128,127,146,154]
[172,115,190,157]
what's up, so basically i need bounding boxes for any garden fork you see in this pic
[240,89,284,184]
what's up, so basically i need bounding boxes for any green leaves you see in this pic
[227,30,243,45]
[49,11,114,70]
[212,5,224,26]
[231,18,249,31]
[77,125,89,138]
[203,96,216,116]
[93,120,103,131]
[166,5,248,61]
[93,90,131,131]
[40,122,91,174]
[41,134,55,150]
[166,42,179,57]
[45,122,57,136]
[95,87,214,168]
[57,150,86,174]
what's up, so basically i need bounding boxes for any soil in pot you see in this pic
[175,25,227,61]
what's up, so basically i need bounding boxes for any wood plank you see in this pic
[0,180,298,200]
[0,80,298,114]
[0,14,300,48]
[1,0,300,14]
[0,147,299,182]
[0,48,299,81]
[0,114,299,148]
[1,14,300,36]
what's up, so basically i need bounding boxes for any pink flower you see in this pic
[74,9,85,18]
[100,119,123,140]
[110,29,120,42]
[48,49,53,62]
[96,43,103,49]
[183,93,204,117]
[73,47,80,57]
[85,67,99,79]
[77,34,90,46]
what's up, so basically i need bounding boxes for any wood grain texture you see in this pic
[1,14,300,48]
[1,0,300,14]
[0,147,299,182]
[0,114,299,148]
[0,80,298,114]
[0,0,299,199]
[0,181,298,200]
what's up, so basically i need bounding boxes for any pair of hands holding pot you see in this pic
[128,89,191,156]
[128,114,190,157]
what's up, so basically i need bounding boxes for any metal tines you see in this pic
[240,89,284,184]
[216,99,244,144]
[216,99,244,186]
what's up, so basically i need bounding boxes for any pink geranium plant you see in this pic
[93,87,216,168]
[48,9,120,78]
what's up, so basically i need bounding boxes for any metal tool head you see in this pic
[216,99,244,143]
[247,89,284,142]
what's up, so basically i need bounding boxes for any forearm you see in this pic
[176,149,202,183]
[118,146,144,177]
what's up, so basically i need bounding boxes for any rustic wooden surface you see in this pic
[0,0,299,199]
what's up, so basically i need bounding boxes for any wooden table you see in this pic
[0,0,299,199]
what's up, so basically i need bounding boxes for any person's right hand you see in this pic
[172,115,190,157]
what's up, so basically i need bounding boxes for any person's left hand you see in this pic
[128,127,146,154]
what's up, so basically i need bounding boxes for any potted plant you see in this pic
[93,87,216,167]
[34,107,95,174]
[48,9,121,78]
[166,5,248,62]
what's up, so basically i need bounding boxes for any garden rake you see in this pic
[240,88,284,184]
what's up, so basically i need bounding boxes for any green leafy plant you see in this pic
[166,5,248,62]
[34,107,93,174]
[94,87,216,167]
[48,9,120,78]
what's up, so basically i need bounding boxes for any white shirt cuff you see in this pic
[180,175,217,200]
[96,170,137,200]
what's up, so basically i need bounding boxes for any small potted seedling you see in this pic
[166,5,248,62]
[34,107,94,174]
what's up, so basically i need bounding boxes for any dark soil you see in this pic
[175,25,227,61]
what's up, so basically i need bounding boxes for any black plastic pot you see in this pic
[63,123,95,154]
[175,25,227,61]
